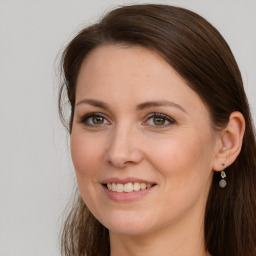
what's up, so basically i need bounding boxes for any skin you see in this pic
[70,45,243,256]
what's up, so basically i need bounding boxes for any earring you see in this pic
[219,163,227,188]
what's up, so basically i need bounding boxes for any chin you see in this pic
[108,222,153,236]
[96,209,158,236]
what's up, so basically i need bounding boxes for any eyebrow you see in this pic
[76,98,186,113]
[76,99,109,109]
[136,101,186,113]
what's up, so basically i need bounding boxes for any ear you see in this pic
[212,111,245,171]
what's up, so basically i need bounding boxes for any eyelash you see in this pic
[78,112,109,127]
[143,112,176,127]
[78,112,176,128]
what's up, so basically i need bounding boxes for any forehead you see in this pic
[77,45,170,85]
[77,45,183,93]
[76,45,207,115]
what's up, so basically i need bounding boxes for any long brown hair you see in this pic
[58,4,256,256]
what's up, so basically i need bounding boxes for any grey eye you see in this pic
[152,117,166,125]
[92,116,105,124]
[80,113,110,126]
[144,113,176,127]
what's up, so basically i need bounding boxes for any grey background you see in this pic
[0,0,255,255]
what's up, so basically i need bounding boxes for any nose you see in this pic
[105,124,143,168]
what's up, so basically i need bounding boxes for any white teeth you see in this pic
[133,182,141,191]
[124,183,133,192]
[112,183,117,192]
[140,183,146,190]
[116,184,124,192]
[106,182,153,193]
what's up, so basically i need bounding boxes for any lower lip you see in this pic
[103,185,155,202]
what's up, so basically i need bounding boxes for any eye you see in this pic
[79,113,110,127]
[143,113,176,127]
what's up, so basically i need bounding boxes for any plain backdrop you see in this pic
[0,0,255,255]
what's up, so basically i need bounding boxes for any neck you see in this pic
[110,208,209,256]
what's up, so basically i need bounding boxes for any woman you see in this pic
[58,4,256,256]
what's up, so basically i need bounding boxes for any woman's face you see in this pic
[71,45,219,236]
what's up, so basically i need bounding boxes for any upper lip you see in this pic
[101,177,156,185]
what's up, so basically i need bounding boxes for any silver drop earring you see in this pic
[219,163,227,188]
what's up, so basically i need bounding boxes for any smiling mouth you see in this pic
[104,182,155,193]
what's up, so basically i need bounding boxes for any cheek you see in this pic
[143,132,214,223]
[70,130,105,180]
[146,130,214,190]
[70,130,108,213]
